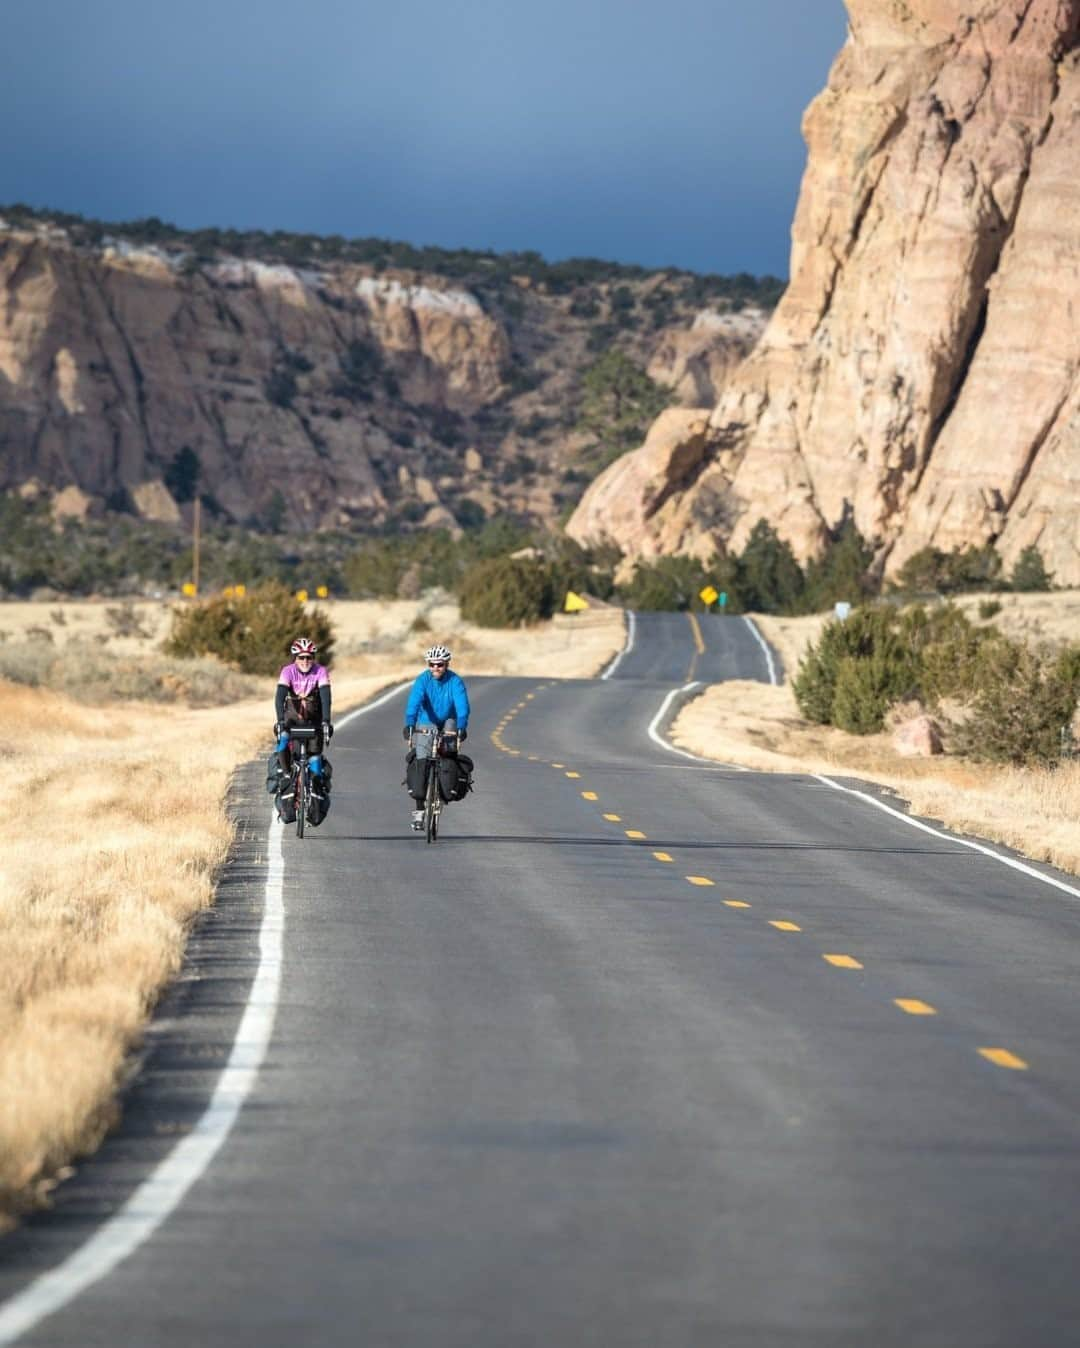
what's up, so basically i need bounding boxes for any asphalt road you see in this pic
[4,613,1080,1346]
[602,609,779,683]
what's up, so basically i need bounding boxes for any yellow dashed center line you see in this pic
[489,731,1034,1076]
[978,1048,1029,1070]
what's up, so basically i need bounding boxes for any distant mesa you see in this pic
[0,208,772,537]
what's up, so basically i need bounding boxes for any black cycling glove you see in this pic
[403,725,414,741]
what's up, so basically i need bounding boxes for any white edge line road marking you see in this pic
[0,681,413,1346]
[813,773,1080,902]
[600,610,636,680]
[742,615,779,686]
[646,682,745,771]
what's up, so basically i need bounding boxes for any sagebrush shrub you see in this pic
[901,604,1009,705]
[831,655,899,734]
[457,556,554,627]
[165,581,335,675]
[793,606,913,728]
[951,645,1078,766]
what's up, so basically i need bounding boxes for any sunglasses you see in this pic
[296,654,315,662]
[428,661,448,669]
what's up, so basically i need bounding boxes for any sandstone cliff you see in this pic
[0,215,768,533]
[568,0,1080,583]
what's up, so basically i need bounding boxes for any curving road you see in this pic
[4,613,1080,1346]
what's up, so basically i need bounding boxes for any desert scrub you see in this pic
[165,581,335,675]
[458,556,555,627]
[0,640,260,706]
[793,606,916,731]
[951,644,1079,766]
[794,602,1080,763]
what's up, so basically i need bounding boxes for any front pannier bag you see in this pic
[405,751,431,800]
[437,753,474,803]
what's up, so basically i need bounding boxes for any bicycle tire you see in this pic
[296,764,306,839]
[425,767,437,844]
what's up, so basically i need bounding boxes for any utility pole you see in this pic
[192,495,201,595]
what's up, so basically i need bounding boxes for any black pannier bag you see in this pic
[276,783,297,824]
[405,751,431,800]
[307,761,332,826]
[438,753,474,803]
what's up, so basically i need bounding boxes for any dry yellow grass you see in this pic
[0,600,624,1226]
[0,597,624,684]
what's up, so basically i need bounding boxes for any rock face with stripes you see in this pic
[567,0,1080,583]
[0,225,767,535]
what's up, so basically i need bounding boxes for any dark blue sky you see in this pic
[2,1,848,276]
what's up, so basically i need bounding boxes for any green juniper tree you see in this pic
[1009,544,1054,592]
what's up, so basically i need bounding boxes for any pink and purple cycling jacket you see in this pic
[277,662,331,697]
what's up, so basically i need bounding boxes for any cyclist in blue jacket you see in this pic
[403,644,470,831]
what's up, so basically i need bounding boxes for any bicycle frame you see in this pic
[286,725,317,840]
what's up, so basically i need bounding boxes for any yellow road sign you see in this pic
[699,585,719,606]
[564,591,590,613]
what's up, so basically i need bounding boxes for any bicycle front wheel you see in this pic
[296,766,306,839]
[425,770,437,844]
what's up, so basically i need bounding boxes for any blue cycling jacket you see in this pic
[405,669,470,732]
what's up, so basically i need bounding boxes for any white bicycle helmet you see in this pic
[425,644,452,664]
[290,636,318,656]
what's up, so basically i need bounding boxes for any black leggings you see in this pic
[278,715,325,770]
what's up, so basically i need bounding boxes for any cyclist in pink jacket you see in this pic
[269,636,333,814]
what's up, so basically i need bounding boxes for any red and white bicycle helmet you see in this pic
[425,644,452,664]
[290,636,318,657]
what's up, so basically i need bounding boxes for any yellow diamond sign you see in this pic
[564,591,590,613]
[699,585,719,606]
